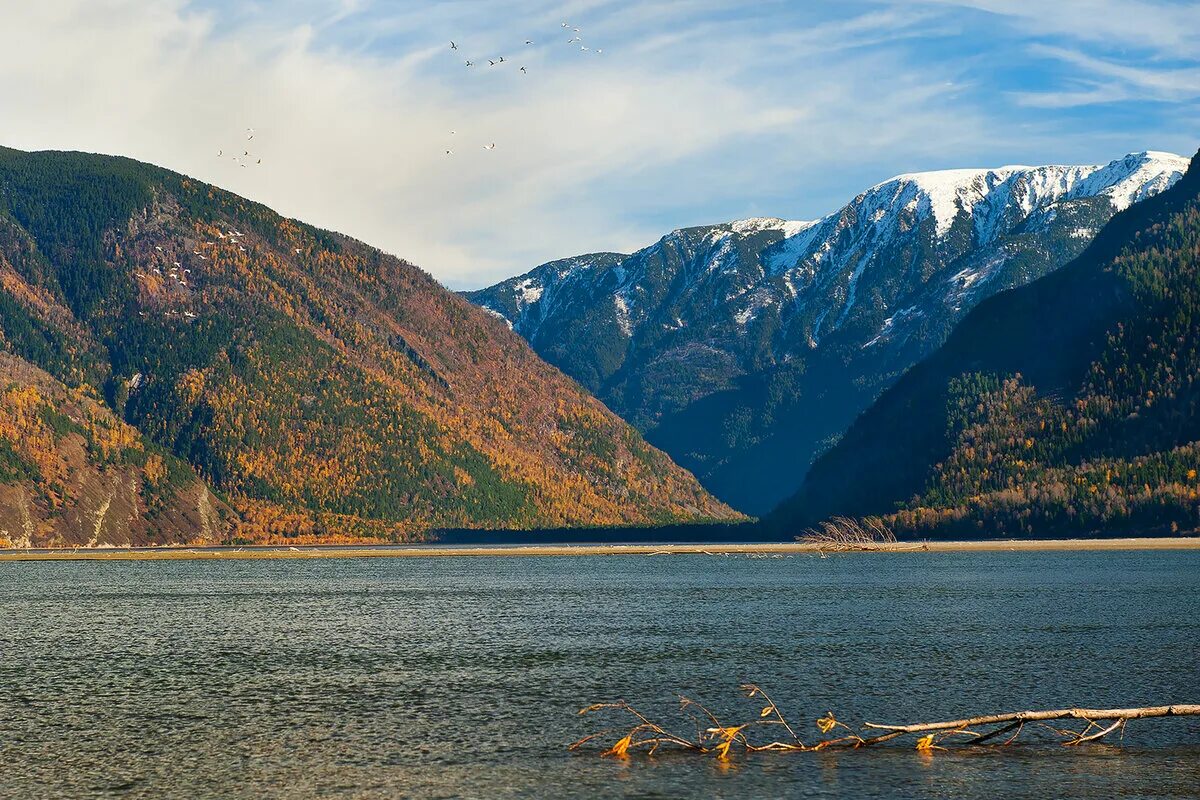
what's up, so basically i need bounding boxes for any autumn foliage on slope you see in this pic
[0,147,739,543]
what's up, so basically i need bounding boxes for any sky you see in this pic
[1,1,1198,289]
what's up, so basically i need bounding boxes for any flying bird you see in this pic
[488,59,495,66]
[450,41,457,50]
[217,150,223,157]
[561,21,568,27]
[445,149,454,155]
[525,40,533,45]
[520,66,527,73]
[465,60,473,66]
[484,143,496,150]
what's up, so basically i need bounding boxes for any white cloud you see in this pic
[0,0,1009,288]
[0,1,1193,289]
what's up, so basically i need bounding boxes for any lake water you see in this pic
[2,551,1198,798]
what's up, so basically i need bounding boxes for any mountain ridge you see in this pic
[469,150,1189,513]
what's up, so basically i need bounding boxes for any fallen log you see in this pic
[574,690,1200,758]
[863,705,1200,748]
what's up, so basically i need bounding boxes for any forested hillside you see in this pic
[0,147,738,544]
[771,149,1200,538]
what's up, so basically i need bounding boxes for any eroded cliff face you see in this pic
[0,351,235,547]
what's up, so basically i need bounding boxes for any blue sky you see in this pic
[1,1,1197,288]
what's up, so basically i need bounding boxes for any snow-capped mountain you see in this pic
[467,151,1189,514]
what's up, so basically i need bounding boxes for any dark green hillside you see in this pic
[771,149,1200,538]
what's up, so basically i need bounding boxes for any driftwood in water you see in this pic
[573,688,1200,758]
[862,705,1200,749]
[866,705,1200,733]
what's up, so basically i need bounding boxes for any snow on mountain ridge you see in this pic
[476,152,1186,350]
[871,151,1189,237]
[729,217,819,237]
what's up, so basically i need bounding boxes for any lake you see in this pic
[2,551,1197,798]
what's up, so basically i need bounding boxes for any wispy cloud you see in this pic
[0,1,1195,288]
[910,0,1200,55]
[1014,44,1200,107]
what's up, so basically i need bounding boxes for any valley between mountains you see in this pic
[471,151,1189,515]
[3,144,1200,546]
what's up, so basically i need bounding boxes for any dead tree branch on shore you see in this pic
[798,516,897,551]
[572,688,1200,759]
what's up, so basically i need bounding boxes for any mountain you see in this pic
[469,152,1189,514]
[0,147,739,545]
[770,149,1200,538]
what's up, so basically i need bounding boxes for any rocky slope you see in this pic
[0,351,234,547]
[470,151,1189,513]
[771,149,1200,538]
[0,147,739,544]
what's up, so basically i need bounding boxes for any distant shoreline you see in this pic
[2,537,1199,561]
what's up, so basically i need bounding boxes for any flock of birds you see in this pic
[134,229,255,319]
[443,21,603,156]
[216,128,263,168]
[207,23,607,169]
